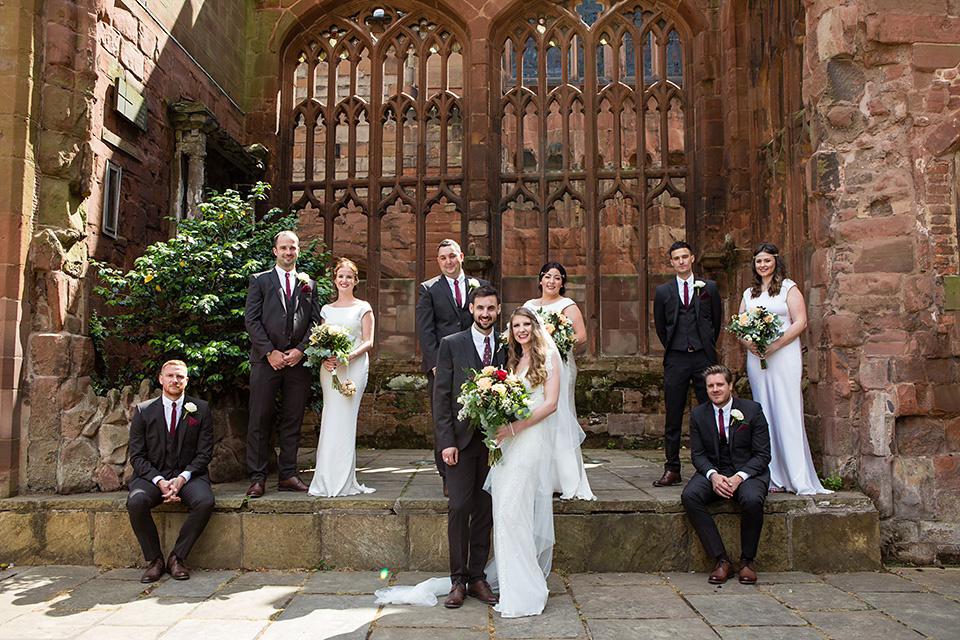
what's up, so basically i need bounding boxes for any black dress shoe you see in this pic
[653,470,682,487]
[140,557,165,583]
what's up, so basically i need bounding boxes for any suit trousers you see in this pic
[427,372,447,480]
[247,360,312,481]
[127,477,215,561]
[446,433,493,584]
[663,349,713,472]
[681,474,767,561]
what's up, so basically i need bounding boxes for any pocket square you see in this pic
[736,423,748,432]
[699,292,711,300]
[187,416,199,427]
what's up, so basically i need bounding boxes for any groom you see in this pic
[681,364,770,584]
[653,240,722,487]
[416,239,490,496]
[433,284,504,608]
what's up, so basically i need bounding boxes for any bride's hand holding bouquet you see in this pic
[304,323,358,396]
[457,365,532,466]
[726,306,784,369]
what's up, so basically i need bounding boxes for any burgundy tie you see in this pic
[684,280,689,307]
[455,279,462,307]
[483,336,492,366]
[170,403,177,439]
[717,407,727,446]
[285,272,292,299]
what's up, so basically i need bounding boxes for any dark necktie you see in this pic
[717,407,727,446]
[684,280,689,307]
[285,272,292,299]
[483,336,492,366]
[455,279,462,307]
[170,403,177,439]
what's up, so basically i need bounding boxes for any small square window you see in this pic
[103,160,121,238]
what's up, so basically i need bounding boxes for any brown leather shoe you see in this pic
[278,476,309,492]
[708,559,735,584]
[444,581,466,608]
[443,479,449,498]
[246,480,265,498]
[140,557,165,583]
[653,470,682,487]
[167,554,190,580]
[467,579,499,605]
[738,559,757,584]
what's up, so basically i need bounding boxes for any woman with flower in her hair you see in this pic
[738,243,830,495]
[523,261,595,500]
[308,257,376,497]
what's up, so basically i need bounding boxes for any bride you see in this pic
[375,307,562,618]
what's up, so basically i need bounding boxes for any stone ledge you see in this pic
[0,449,881,573]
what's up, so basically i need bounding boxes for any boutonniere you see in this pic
[184,402,197,414]
[693,280,706,290]
[729,408,746,431]
[468,278,480,290]
[296,273,311,293]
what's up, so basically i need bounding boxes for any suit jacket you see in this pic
[245,268,323,362]
[689,397,771,485]
[653,276,723,362]
[433,328,507,451]
[416,275,490,373]
[129,395,214,482]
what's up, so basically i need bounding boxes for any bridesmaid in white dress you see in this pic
[308,258,376,497]
[523,261,596,501]
[488,306,561,618]
[739,243,831,495]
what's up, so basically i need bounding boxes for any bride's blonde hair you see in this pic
[506,307,549,388]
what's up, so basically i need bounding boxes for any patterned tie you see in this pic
[717,407,727,446]
[455,278,462,307]
[285,272,292,299]
[170,402,177,439]
[483,336,492,366]
[684,280,689,307]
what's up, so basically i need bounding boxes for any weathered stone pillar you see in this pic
[804,0,960,563]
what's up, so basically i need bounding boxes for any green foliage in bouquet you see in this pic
[91,183,332,409]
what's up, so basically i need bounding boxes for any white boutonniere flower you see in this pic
[184,402,198,414]
[729,409,744,423]
[468,278,480,290]
[693,280,706,289]
[296,273,309,284]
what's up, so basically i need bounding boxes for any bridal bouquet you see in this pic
[536,308,576,359]
[457,366,532,466]
[726,307,784,370]
[304,324,357,395]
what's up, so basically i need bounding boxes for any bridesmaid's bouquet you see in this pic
[304,324,357,396]
[726,307,784,370]
[536,309,576,359]
[457,366,532,466]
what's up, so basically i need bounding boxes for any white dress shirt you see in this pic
[676,274,695,305]
[275,265,298,307]
[446,272,466,307]
[471,324,494,365]
[706,397,750,482]
[152,395,192,485]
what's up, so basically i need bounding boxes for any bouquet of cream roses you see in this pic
[726,306,784,370]
[304,324,357,396]
[457,366,532,466]
[535,308,576,359]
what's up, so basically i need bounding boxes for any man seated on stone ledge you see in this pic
[127,359,214,583]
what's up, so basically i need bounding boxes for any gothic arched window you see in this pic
[282,5,467,358]
[497,1,692,355]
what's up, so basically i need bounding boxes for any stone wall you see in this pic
[802,0,960,564]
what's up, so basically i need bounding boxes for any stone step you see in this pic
[0,450,881,573]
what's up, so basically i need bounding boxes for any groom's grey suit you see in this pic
[433,328,506,585]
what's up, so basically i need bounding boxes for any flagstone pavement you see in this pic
[1,564,958,639]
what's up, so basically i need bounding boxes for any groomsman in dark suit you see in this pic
[682,364,771,584]
[433,284,505,608]
[127,360,214,583]
[416,239,490,496]
[653,241,723,487]
[244,230,322,497]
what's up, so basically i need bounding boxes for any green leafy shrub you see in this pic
[820,469,843,491]
[91,183,332,408]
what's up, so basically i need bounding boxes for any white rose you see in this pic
[297,273,309,283]
[184,402,198,413]
[730,409,744,422]
[468,278,480,290]
[694,280,706,289]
